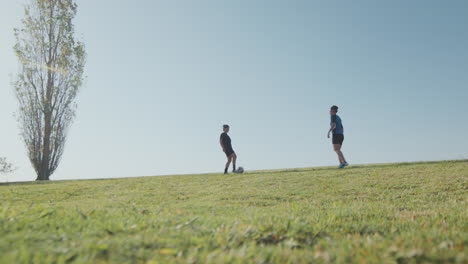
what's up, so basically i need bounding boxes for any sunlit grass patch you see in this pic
[0,160,466,263]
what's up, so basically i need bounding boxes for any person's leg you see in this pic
[225,155,232,174]
[232,153,237,172]
[341,149,347,164]
[339,135,347,164]
[333,144,345,164]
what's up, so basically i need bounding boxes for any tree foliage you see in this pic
[0,157,14,175]
[13,0,85,180]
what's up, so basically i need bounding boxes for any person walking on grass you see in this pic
[327,105,349,169]
[220,124,237,174]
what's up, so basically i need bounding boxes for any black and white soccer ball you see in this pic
[236,167,244,174]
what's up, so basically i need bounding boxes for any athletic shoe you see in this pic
[338,163,346,169]
[342,162,349,167]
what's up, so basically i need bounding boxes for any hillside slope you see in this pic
[0,160,467,263]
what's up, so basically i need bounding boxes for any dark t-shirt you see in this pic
[220,132,232,150]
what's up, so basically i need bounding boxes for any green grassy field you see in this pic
[0,160,467,263]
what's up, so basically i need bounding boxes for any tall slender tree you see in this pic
[13,0,85,181]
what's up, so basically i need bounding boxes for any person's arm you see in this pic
[220,136,226,152]
[328,115,336,138]
[328,123,336,138]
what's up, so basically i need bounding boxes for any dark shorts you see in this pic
[225,148,235,157]
[332,134,344,145]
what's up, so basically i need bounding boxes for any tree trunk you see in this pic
[37,115,51,181]
[36,60,54,181]
[38,96,52,181]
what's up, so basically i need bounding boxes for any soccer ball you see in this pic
[236,167,244,174]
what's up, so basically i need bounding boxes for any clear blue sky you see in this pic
[1,0,467,182]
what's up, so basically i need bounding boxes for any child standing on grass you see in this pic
[220,124,237,174]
